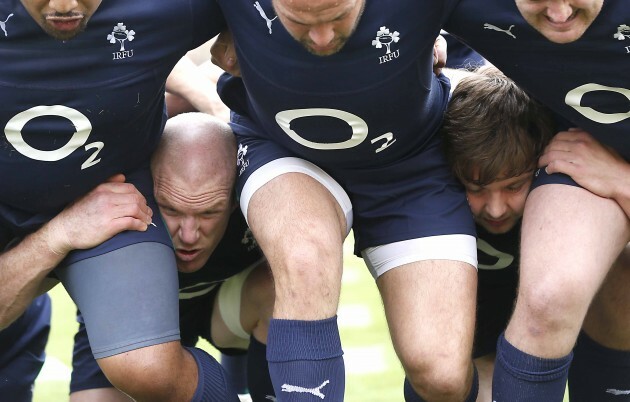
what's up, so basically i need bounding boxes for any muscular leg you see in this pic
[380,259,477,401]
[71,388,133,402]
[58,243,237,402]
[582,244,630,351]
[211,262,276,400]
[568,245,630,401]
[246,172,348,401]
[474,354,495,402]
[239,262,275,400]
[494,185,630,401]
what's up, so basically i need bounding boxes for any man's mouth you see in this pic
[484,218,509,228]
[45,15,83,32]
[176,248,201,262]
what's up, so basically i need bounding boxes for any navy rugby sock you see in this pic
[221,353,249,395]
[187,346,239,402]
[403,365,478,402]
[267,316,345,401]
[248,335,275,401]
[568,331,630,402]
[493,332,572,402]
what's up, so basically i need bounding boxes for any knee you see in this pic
[404,354,472,401]
[277,244,341,292]
[99,343,192,401]
[517,280,588,335]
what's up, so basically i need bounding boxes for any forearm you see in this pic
[166,55,222,116]
[0,224,67,329]
[611,164,630,219]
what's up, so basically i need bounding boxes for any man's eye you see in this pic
[507,185,524,193]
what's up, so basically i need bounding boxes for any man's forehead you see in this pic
[273,0,358,19]
[470,170,534,186]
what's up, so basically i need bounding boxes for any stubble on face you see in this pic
[273,0,365,56]
[21,0,100,41]
[515,0,603,43]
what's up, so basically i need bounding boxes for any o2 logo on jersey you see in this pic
[477,239,514,270]
[275,108,396,153]
[566,83,630,124]
[4,105,103,170]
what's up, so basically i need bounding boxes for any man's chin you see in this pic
[478,219,517,235]
[42,26,84,41]
[176,261,204,273]
[40,19,87,41]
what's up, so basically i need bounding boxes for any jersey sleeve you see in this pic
[190,0,227,49]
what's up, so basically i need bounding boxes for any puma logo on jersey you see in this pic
[254,1,277,34]
[281,380,330,399]
[483,23,516,39]
[607,389,630,395]
[1,13,13,37]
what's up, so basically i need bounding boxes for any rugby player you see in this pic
[445,1,630,400]
[0,1,235,400]
[69,113,276,402]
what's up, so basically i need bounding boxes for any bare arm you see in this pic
[0,224,65,329]
[165,54,228,119]
[0,174,153,329]
[539,129,630,218]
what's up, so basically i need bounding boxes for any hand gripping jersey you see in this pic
[446,0,630,160]
[0,0,222,232]
[69,210,265,391]
[217,0,459,170]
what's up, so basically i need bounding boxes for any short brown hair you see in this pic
[442,66,555,185]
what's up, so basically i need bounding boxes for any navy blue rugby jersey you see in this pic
[217,0,459,169]
[0,0,223,218]
[476,221,520,290]
[178,209,265,306]
[446,0,630,159]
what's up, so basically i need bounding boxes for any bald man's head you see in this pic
[152,112,238,272]
[152,112,236,189]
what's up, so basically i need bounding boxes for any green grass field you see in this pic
[32,238,569,401]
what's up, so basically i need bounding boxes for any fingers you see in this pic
[434,35,447,66]
[549,128,590,143]
[95,181,146,199]
[543,158,574,176]
[85,184,154,228]
[105,173,126,183]
[110,200,154,226]
[210,30,241,77]
[109,216,153,233]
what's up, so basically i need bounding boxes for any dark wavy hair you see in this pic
[442,66,555,185]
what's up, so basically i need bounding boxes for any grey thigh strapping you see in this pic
[55,242,181,359]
